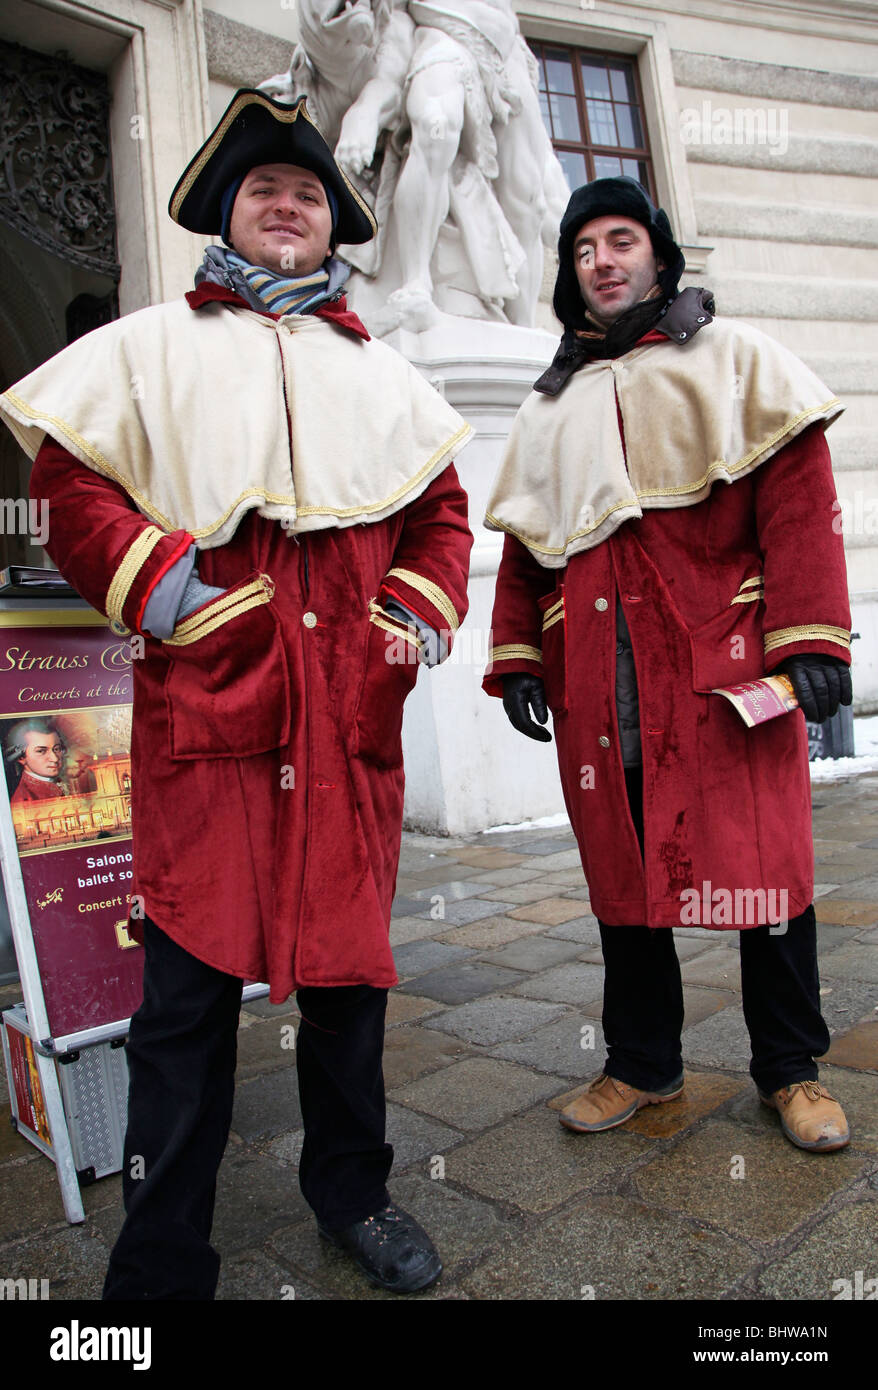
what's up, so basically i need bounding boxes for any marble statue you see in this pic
[260,0,569,334]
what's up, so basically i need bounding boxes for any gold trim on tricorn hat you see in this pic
[168,89,376,245]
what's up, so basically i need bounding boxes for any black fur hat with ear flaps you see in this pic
[552,175,685,330]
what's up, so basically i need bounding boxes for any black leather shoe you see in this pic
[317,1202,442,1293]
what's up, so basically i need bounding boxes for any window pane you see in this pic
[544,50,576,94]
[549,93,582,142]
[609,66,635,103]
[614,104,643,148]
[622,159,649,189]
[586,99,618,147]
[556,149,588,191]
[594,154,622,179]
[581,61,611,99]
[539,90,551,129]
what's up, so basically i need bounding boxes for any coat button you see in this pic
[594,597,608,611]
[599,735,610,748]
[302,611,317,628]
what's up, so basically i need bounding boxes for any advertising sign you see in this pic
[0,610,142,1043]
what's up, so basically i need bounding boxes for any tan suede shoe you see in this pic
[759,1080,850,1152]
[559,1072,684,1133]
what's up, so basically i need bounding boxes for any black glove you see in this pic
[501,674,552,742]
[782,655,852,724]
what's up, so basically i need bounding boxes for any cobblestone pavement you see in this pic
[1,773,876,1303]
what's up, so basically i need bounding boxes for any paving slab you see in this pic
[478,883,569,905]
[452,848,525,869]
[436,916,551,949]
[398,959,523,1005]
[230,1068,302,1142]
[385,991,445,1026]
[0,1224,110,1301]
[546,916,602,945]
[680,946,742,990]
[680,985,739,1028]
[681,1006,752,1071]
[757,1198,878,1300]
[507,837,577,857]
[477,934,588,973]
[489,1013,606,1078]
[507,898,591,926]
[822,1018,878,1072]
[429,897,516,926]
[461,1193,756,1300]
[818,940,878,984]
[462,867,545,886]
[511,961,605,1006]
[817,979,878,1033]
[389,1057,565,1131]
[217,1250,323,1301]
[392,939,475,980]
[0,1156,74,1241]
[815,923,865,954]
[821,875,878,900]
[633,1117,866,1241]
[814,862,878,883]
[382,1025,475,1089]
[405,879,499,903]
[446,1106,652,1213]
[815,899,878,927]
[421,996,566,1046]
[389,914,452,947]
[212,1148,311,1253]
[236,1015,300,1081]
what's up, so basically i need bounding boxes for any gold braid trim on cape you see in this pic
[484,316,843,569]
[0,301,473,548]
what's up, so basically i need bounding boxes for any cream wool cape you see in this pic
[485,316,843,568]
[0,300,473,546]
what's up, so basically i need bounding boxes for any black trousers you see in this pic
[598,767,831,1096]
[103,919,392,1300]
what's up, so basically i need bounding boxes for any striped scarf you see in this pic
[226,250,332,316]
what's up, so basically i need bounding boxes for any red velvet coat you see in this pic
[485,413,851,929]
[30,288,472,999]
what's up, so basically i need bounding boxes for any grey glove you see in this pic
[177,569,226,621]
[383,599,444,668]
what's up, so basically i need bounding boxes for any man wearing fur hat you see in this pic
[484,177,852,1152]
[0,91,473,1297]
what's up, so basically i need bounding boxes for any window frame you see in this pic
[530,40,657,201]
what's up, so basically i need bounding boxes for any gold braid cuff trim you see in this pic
[542,597,564,622]
[541,609,564,632]
[764,625,851,655]
[489,644,543,664]
[106,526,166,626]
[164,575,274,646]
[385,566,460,633]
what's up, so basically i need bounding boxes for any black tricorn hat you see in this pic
[168,89,376,246]
[553,176,685,330]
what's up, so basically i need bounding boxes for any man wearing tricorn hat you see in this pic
[0,90,473,1297]
[484,177,853,1151]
